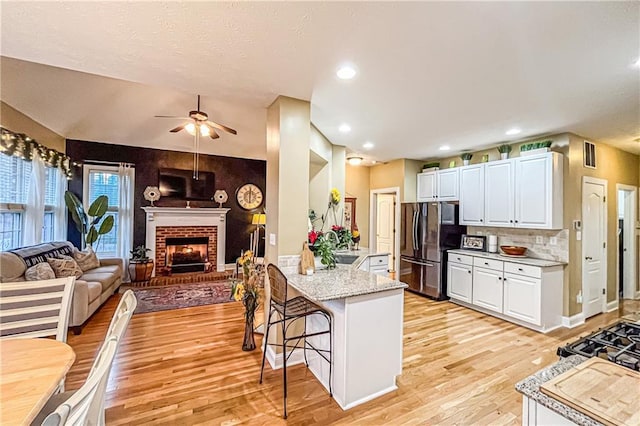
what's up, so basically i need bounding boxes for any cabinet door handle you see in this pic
[468,270,471,274]
[509,220,513,223]
[515,220,518,223]
[484,262,489,266]
[503,278,507,281]
[457,257,462,261]
[518,268,523,272]
[498,277,502,280]
[480,219,484,222]
[585,256,592,260]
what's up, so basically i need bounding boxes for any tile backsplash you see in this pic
[468,227,569,263]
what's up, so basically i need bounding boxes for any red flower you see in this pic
[308,230,320,244]
[331,225,344,232]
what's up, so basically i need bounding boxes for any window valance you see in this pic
[1,126,72,179]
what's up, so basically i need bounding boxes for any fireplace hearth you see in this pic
[166,237,209,273]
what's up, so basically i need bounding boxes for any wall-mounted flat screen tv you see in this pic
[158,168,215,201]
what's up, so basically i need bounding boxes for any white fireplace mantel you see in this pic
[142,207,230,273]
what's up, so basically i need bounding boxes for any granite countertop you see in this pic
[448,249,566,267]
[515,355,602,426]
[281,264,407,302]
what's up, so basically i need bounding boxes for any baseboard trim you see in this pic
[264,342,305,370]
[635,291,640,300]
[561,313,585,328]
[606,299,619,312]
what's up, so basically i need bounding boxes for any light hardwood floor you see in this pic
[66,292,639,425]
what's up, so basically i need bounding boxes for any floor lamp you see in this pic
[251,213,266,258]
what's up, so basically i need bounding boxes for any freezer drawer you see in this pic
[399,257,441,298]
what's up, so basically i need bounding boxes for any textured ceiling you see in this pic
[1,1,639,161]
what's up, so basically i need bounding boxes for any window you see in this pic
[0,154,66,250]
[584,140,596,169]
[83,165,120,257]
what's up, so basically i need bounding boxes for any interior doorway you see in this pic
[370,188,400,273]
[582,177,607,319]
[616,184,638,300]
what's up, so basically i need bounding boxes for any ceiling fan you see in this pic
[155,95,237,180]
[155,95,237,139]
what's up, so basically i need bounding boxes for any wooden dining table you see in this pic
[0,338,76,425]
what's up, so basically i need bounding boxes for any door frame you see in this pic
[370,187,401,274]
[616,183,638,300]
[581,176,608,318]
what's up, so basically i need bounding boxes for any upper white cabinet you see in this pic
[417,169,459,202]
[417,171,436,201]
[514,153,563,229]
[485,159,515,227]
[459,152,563,230]
[459,164,485,225]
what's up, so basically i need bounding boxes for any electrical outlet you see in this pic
[269,233,276,246]
[535,236,543,244]
[550,237,558,245]
[576,291,582,304]
[576,231,582,241]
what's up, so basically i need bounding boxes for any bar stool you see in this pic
[260,264,332,419]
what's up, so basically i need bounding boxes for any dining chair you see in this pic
[0,277,75,342]
[260,264,332,419]
[39,338,119,426]
[32,291,137,426]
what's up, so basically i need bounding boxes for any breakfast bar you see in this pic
[281,265,407,410]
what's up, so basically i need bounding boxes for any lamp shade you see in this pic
[251,213,266,225]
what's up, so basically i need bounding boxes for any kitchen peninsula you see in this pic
[280,265,407,410]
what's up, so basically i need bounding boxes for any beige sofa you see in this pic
[0,241,122,334]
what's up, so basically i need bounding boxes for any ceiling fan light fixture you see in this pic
[185,123,196,135]
[347,156,363,166]
[199,124,210,137]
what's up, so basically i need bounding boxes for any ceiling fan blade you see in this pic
[209,129,220,139]
[155,115,191,119]
[169,125,185,133]
[206,120,237,135]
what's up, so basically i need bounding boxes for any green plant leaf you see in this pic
[86,227,98,246]
[98,215,115,235]
[64,191,85,233]
[88,195,109,217]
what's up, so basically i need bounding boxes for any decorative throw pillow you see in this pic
[47,255,83,279]
[25,262,56,281]
[73,247,100,272]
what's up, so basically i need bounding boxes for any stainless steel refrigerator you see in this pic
[399,202,466,300]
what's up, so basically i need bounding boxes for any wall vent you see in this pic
[583,140,596,169]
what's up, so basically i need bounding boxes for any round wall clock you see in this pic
[236,183,263,210]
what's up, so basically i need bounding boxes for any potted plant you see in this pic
[129,245,154,282]
[460,152,473,166]
[65,191,115,249]
[422,161,440,172]
[520,140,552,156]
[497,144,512,160]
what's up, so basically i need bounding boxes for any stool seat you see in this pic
[272,296,328,318]
[260,264,333,419]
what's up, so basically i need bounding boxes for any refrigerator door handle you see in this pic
[412,209,419,251]
[402,258,434,267]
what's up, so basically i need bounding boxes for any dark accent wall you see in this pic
[66,140,266,263]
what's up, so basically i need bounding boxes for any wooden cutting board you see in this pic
[540,357,640,426]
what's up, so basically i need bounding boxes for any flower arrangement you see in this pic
[330,188,341,205]
[231,250,264,351]
[331,225,353,250]
[314,234,336,269]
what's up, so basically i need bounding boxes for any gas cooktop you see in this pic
[557,321,640,371]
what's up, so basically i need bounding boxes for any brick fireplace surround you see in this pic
[142,207,230,275]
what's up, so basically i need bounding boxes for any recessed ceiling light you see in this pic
[506,128,521,136]
[363,141,374,149]
[347,156,363,166]
[439,145,450,151]
[371,160,377,164]
[336,65,357,80]
[339,123,351,133]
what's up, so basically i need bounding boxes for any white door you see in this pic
[437,169,459,201]
[485,160,515,227]
[472,267,503,313]
[618,187,638,300]
[447,262,473,303]
[376,194,395,272]
[515,155,550,228]
[417,172,436,201]
[503,273,541,325]
[582,179,607,319]
[459,165,485,226]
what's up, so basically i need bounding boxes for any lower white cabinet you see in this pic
[359,254,389,276]
[503,272,541,325]
[447,262,472,303]
[446,250,563,333]
[472,267,503,313]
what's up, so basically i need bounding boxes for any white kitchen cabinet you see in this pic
[459,164,485,225]
[436,168,459,201]
[417,172,436,201]
[446,250,564,333]
[484,159,515,227]
[359,254,389,277]
[514,153,563,229]
[472,266,503,313]
[447,261,472,303]
[503,272,541,325]
[417,169,459,202]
